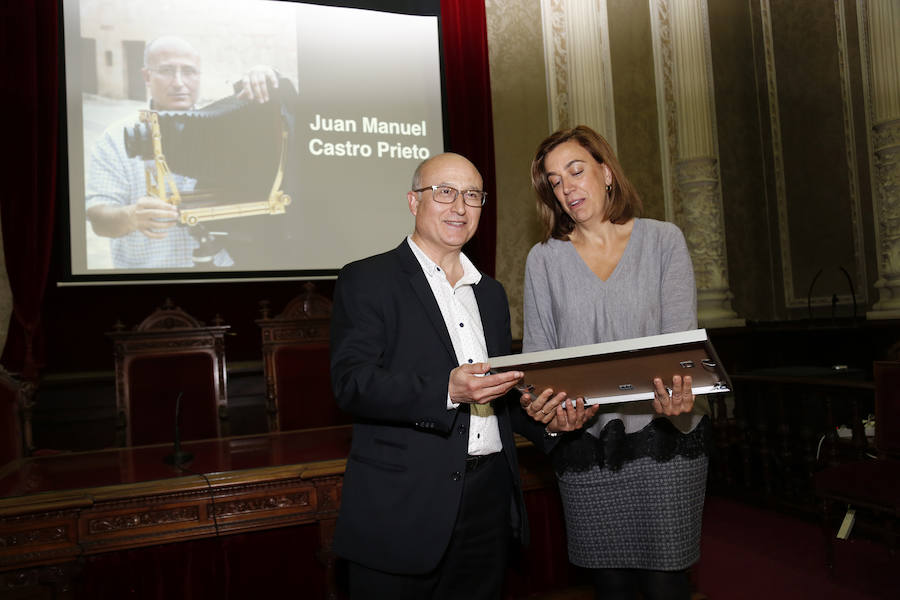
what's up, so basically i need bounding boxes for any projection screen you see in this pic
[62,0,445,283]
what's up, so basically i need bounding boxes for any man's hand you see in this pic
[652,374,694,416]
[129,197,179,239]
[521,388,599,432]
[87,198,178,239]
[448,363,522,405]
[237,65,279,103]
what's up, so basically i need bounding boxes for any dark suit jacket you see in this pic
[330,240,545,575]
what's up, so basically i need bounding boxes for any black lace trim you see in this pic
[551,415,711,474]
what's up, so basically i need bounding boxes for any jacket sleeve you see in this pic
[330,260,459,433]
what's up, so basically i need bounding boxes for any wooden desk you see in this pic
[0,427,559,599]
[0,426,352,572]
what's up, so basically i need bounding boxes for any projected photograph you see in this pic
[64,0,444,279]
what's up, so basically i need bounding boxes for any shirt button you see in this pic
[459,323,464,327]
[451,471,462,481]
[467,358,473,363]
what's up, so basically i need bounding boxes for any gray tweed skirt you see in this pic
[556,454,708,570]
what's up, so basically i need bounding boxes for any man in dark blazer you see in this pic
[330,153,553,599]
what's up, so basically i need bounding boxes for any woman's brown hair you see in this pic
[530,125,642,242]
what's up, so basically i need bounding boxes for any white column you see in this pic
[866,0,900,319]
[668,0,742,327]
[541,0,617,147]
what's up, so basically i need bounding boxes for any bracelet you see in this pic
[544,426,560,439]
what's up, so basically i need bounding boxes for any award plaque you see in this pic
[489,329,731,405]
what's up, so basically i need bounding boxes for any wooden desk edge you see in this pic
[0,458,349,518]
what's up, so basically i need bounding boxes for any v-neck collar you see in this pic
[565,217,640,284]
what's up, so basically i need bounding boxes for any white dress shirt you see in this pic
[407,236,502,456]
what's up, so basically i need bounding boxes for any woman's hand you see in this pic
[546,397,599,433]
[652,374,694,416]
[520,388,567,425]
[520,389,599,432]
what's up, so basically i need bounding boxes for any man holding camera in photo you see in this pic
[85,35,278,269]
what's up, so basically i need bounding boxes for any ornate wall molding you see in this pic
[871,118,900,314]
[541,0,616,145]
[654,0,741,326]
[835,0,869,306]
[763,0,867,309]
[858,0,880,288]
[759,0,796,307]
[541,0,570,131]
[649,0,679,223]
[864,0,900,317]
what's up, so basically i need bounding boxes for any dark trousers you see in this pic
[348,451,512,600]
[590,567,691,600]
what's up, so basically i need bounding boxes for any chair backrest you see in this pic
[874,360,900,458]
[257,283,348,431]
[108,300,230,446]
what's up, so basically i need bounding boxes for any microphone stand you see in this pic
[164,392,194,466]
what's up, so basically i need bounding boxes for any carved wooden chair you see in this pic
[257,283,348,431]
[108,300,230,447]
[814,360,900,568]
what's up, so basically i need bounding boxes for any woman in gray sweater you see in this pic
[521,125,708,600]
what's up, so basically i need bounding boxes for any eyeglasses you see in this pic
[413,185,486,207]
[149,65,201,82]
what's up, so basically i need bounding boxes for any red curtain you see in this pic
[441,0,498,276]
[1,1,59,378]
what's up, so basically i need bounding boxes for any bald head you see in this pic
[142,36,201,110]
[144,36,199,69]
[408,153,484,262]
[411,153,480,191]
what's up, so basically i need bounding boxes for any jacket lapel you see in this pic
[473,280,501,358]
[395,241,456,363]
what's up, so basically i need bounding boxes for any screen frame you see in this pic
[56,0,448,286]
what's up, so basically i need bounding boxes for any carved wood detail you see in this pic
[0,525,67,548]
[209,491,311,518]
[88,506,199,534]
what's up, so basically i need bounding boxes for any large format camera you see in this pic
[124,78,298,266]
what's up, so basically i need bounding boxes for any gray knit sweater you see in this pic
[523,217,703,435]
